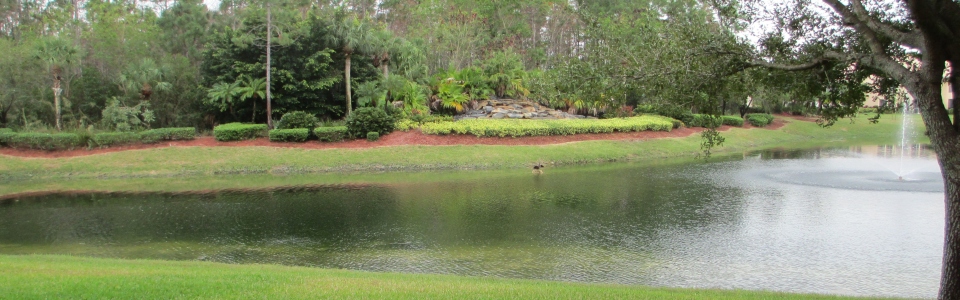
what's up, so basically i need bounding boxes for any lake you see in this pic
[0,145,944,298]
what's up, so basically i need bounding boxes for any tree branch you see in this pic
[848,0,924,49]
[821,0,887,55]
[747,57,828,71]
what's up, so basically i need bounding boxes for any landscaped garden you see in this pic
[2,0,960,299]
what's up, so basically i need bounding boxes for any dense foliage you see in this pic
[91,132,141,148]
[345,108,395,138]
[269,129,310,142]
[314,126,349,142]
[213,123,268,141]
[5,132,84,150]
[745,114,775,127]
[139,128,197,143]
[420,116,674,138]
[366,132,380,141]
[277,111,320,131]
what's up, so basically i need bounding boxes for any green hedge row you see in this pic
[140,128,196,143]
[91,132,140,148]
[720,116,744,127]
[269,128,310,142]
[6,132,84,150]
[746,113,775,127]
[315,126,349,142]
[214,123,268,141]
[420,116,674,138]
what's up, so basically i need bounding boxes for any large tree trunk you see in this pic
[345,53,353,115]
[904,69,960,300]
[53,78,62,131]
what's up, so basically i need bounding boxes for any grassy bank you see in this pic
[0,115,927,196]
[0,255,897,299]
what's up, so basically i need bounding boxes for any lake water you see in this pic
[0,146,945,298]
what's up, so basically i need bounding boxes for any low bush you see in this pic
[277,111,319,131]
[720,116,744,127]
[214,123,268,141]
[687,114,723,128]
[140,127,196,143]
[345,107,395,138]
[0,128,13,146]
[420,115,674,138]
[669,119,683,129]
[269,128,309,142]
[746,113,775,127]
[315,126,348,142]
[91,132,140,148]
[7,132,83,150]
[367,131,380,141]
[395,119,419,132]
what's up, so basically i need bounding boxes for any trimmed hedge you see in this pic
[315,126,349,142]
[7,132,83,150]
[269,128,309,142]
[0,129,13,146]
[140,127,196,143]
[91,132,140,148]
[745,113,775,127]
[420,115,674,138]
[214,123,268,141]
[277,111,319,131]
[345,107,395,138]
[395,119,419,132]
[720,116,744,127]
[688,114,723,128]
[367,132,380,141]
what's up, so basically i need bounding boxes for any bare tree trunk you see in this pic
[345,53,353,115]
[53,77,62,131]
[266,3,273,129]
[252,100,256,123]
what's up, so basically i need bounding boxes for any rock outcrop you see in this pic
[454,99,588,120]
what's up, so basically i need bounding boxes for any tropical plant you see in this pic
[355,80,386,108]
[206,81,242,119]
[118,58,173,101]
[34,38,80,131]
[432,78,469,113]
[325,14,372,115]
[237,75,266,122]
[101,97,156,132]
[482,51,526,98]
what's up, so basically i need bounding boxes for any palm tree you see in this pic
[326,14,370,116]
[118,58,172,101]
[237,75,266,122]
[206,81,242,120]
[34,38,79,131]
[369,27,400,79]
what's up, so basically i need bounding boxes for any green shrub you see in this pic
[0,129,13,146]
[420,115,674,138]
[650,104,695,125]
[367,132,380,141]
[269,128,309,142]
[7,132,83,150]
[634,104,657,115]
[669,119,683,129]
[688,114,723,128]
[720,116,744,127]
[91,132,140,148]
[746,113,775,127]
[315,126,348,142]
[277,111,319,130]
[395,119,419,132]
[140,127,196,143]
[214,123,268,141]
[345,107,395,138]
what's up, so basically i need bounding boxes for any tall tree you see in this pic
[326,13,371,115]
[742,1,960,298]
[34,37,79,131]
[118,58,172,102]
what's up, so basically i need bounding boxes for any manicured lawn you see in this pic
[0,255,901,299]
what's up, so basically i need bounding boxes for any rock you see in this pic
[507,113,523,119]
[492,113,506,119]
[522,113,533,119]
[484,106,494,113]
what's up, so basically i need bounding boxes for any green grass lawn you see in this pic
[0,114,928,196]
[0,255,902,299]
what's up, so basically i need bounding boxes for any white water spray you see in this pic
[899,102,910,180]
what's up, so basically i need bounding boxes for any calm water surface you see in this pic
[0,146,945,298]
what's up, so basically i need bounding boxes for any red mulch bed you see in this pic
[0,118,789,159]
